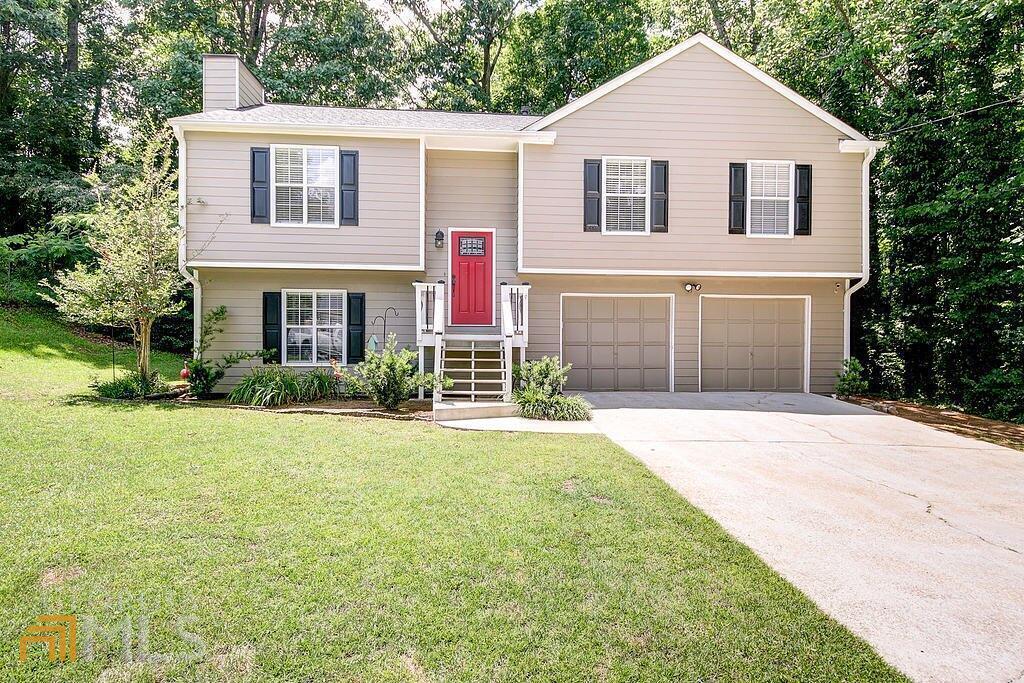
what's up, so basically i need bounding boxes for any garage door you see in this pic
[700,297,806,392]
[562,296,671,391]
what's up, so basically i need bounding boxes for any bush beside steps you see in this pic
[512,356,592,421]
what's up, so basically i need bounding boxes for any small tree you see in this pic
[42,132,182,379]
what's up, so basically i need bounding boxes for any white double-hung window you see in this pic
[602,156,650,233]
[271,145,339,226]
[283,289,346,365]
[747,160,795,237]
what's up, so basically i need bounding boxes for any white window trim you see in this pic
[746,160,795,239]
[281,288,347,367]
[601,155,651,235]
[269,144,340,229]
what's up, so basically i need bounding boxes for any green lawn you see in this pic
[0,307,905,682]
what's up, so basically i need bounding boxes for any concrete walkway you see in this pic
[574,392,1024,683]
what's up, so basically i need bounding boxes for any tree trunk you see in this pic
[138,319,153,378]
[65,0,80,73]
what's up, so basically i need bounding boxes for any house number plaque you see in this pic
[459,236,486,256]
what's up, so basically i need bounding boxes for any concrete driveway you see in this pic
[578,392,1024,683]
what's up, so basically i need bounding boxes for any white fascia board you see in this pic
[839,139,887,153]
[519,267,861,278]
[187,260,426,272]
[526,33,869,142]
[167,120,556,147]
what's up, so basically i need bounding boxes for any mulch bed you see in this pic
[197,398,435,421]
[844,395,1024,453]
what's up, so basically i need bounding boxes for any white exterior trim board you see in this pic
[186,260,424,272]
[520,267,860,278]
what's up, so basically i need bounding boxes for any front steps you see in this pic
[433,400,520,421]
[438,340,507,402]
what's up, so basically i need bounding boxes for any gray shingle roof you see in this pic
[170,103,541,132]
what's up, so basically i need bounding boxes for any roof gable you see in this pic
[525,33,868,141]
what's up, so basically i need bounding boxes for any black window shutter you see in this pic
[651,160,669,233]
[262,291,281,364]
[340,150,359,226]
[347,293,365,363]
[251,148,270,224]
[728,163,746,234]
[583,159,601,232]
[795,164,812,235]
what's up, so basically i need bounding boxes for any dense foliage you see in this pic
[332,334,439,409]
[513,356,593,421]
[5,0,1023,420]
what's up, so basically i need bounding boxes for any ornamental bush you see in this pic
[512,356,591,421]
[834,357,870,397]
[332,334,440,410]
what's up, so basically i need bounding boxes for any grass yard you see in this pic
[0,306,905,682]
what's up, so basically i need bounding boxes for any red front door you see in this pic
[450,230,493,325]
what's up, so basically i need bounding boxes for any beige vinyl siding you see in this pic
[237,61,263,107]
[184,131,422,268]
[202,56,238,111]
[423,149,520,334]
[198,268,420,390]
[524,276,843,394]
[521,42,863,274]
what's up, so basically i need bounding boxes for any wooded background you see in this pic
[2,0,1022,419]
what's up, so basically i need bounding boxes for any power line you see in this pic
[876,95,1024,137]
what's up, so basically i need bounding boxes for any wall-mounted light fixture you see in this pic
[682,282,702,293]
[434,230,445,249]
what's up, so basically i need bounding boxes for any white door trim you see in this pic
[447,226,497,327]
[697,294,812,393]
[559,293,676,392]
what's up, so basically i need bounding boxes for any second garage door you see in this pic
[700,296,807,392]
[562,296,671,391]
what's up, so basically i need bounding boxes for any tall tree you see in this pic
[495,0,653,115]
[388,0,533,110]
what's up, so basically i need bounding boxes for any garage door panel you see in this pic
[563,321,588,343]
[643,321,667,343]
[728,322,753,344]
[590,368,615,390]
[643,345,666,367]
[643,297,668,318]
[564,297,589,319]
[616,345,641,367]
[752,346,777,367]
[701,297,806,393]
[617,298,642,318]
[590,322,614,343]
[702,321,727,344]
[643,369,669,390]
[590,298,615,319]
[616,322,641,343]
[617,368,643,389]
[777,368,803,391]
[753,322,778,345]
[563,344,588,367]
[562,296,671,391]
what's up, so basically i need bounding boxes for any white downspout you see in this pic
[843,144,879,359]
[173,125,202,356]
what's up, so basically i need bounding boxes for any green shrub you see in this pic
[515,386,592,421]
[228,367,302,407]
[298,368,340,402]
[963,368,1024,423]
[332,334,440,410]
[92,371,167,399]
[184,306,268,398]
[513,355,591,421]
[834,357,869,397]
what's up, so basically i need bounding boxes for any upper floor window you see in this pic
[271,145,338,227]
[602,156,650,234]
[747,160,794,238]
[283,289,346,365]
